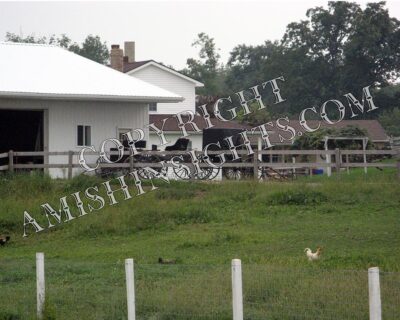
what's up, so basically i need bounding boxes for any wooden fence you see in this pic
[0,149,399,179]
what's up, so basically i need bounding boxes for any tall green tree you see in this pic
[181,33,226,96]
[225,41,293,120]
[343,2,400,89]
[5,32,109,64]
[69,35,109,64]
[226,41,279,91]
[226,39,325,117]
[282,2,360,98]
[282,1,400,110]
[225,1,400,120]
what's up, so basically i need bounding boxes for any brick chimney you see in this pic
[110,44,123,72]
[124,41,135,63]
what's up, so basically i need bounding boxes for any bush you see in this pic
[155,188,196,200]
[267,189,327,205]
[63,174,103,193]
[172,206,213,225]
[0,312,21,320]
[0,172,53,197]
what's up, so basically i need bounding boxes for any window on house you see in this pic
[149,103,157,112]
[77,125,91,146]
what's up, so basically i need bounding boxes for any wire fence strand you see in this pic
[0,259,399,319]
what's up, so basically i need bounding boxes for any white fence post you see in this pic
[232,259,243,320]
[125,258,136,320]
[36,252,45,320]
[368,267,382,320]
[326,154,332,177]
[292,156,296,178]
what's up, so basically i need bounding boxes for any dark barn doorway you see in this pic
[0,110,44,167]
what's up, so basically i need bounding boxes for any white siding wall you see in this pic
[48,100,148,178]
[0,98,148,178]
[129,65,196,114]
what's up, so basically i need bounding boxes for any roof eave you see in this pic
[0,91,184,103]
[126,61,204,87]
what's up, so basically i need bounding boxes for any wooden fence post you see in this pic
[326,151,332,177]
[368,267,382,320]
[363,138,368,174]
[68,151,73,179]
[253,150,258,180]
[125,258,136,320]
[130,155,134,172]
[335,148,341,174]
[292,156,296,178]
[8,150,14,173]
[36,252,45,320]
[232,259,243,320]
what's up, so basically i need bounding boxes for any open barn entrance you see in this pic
[0,110,44,167]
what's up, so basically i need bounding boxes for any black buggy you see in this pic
[202,128,253,180]
[94,129,289,181]
[202,128,291,181]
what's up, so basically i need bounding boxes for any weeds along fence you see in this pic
[0,254,399,320]
[0,149,399,179]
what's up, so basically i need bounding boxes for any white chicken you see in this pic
[304,247,322,261]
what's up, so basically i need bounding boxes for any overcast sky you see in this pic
[1,1,400,69]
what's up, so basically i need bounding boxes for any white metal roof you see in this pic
[0,42,184,102]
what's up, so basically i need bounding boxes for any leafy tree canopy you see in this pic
[379,107,400,136]
[292,126,373,150]
[5,32,109,64]
[235,101,272,126]
[221,1,400,120]
[181,33,226,96]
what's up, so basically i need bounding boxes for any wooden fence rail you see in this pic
[0,149,399,179]
[1,149,398,157]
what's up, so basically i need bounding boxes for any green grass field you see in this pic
[0,169,399,319]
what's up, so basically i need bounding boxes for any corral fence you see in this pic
[0,149,399,180]
[1,253,398,319]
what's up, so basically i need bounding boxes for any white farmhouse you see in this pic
[110,42,242,151]
[0,42,182,178]
[110,42,203,115]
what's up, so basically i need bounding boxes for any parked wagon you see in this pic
[94,138,219,181]
[202,128,291,181]
[93,129,290,181]
[202,128,252,180]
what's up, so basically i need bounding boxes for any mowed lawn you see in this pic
[0,169,399,319]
